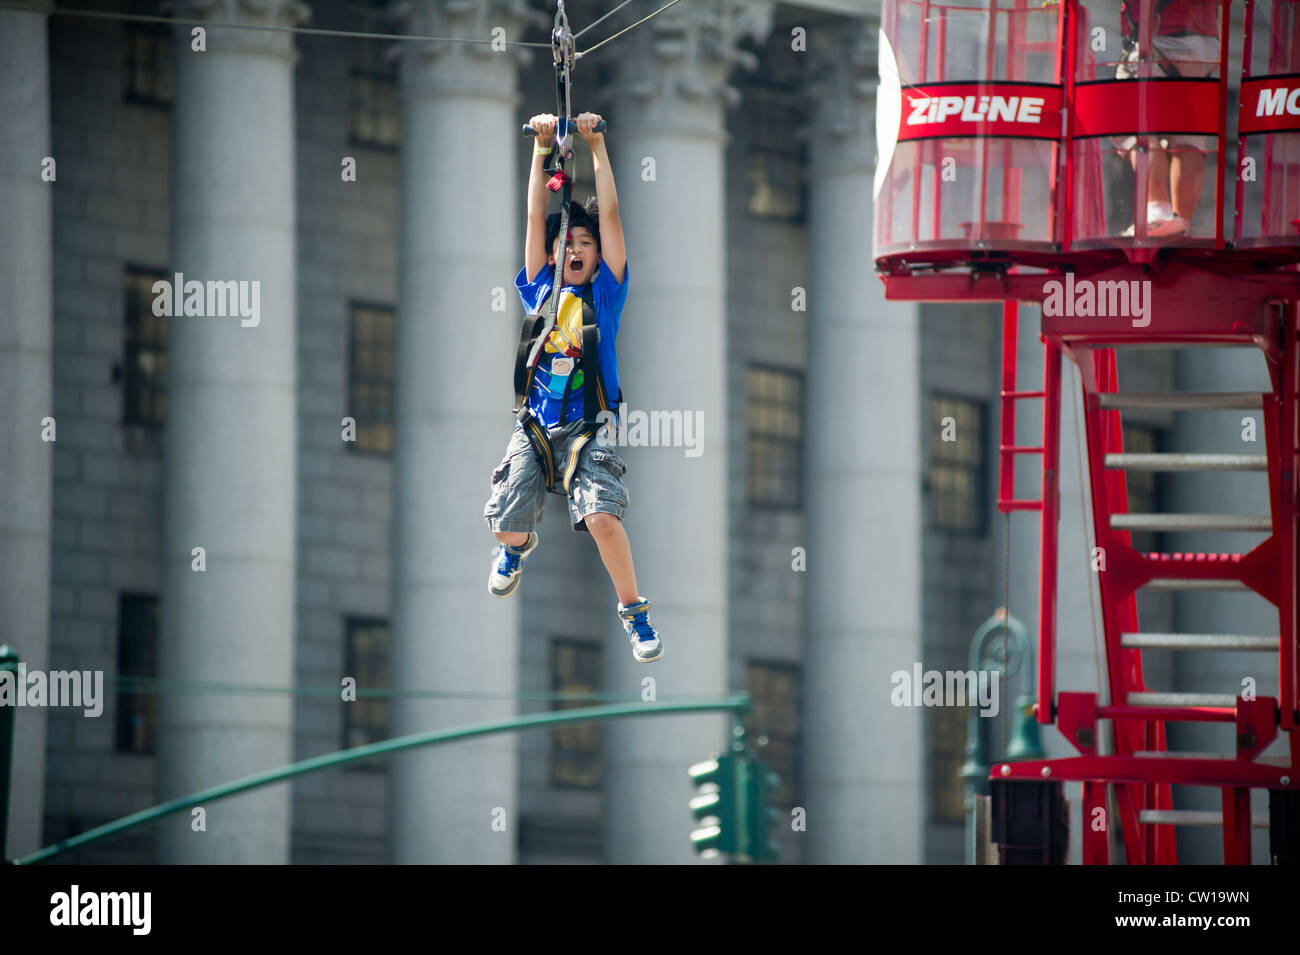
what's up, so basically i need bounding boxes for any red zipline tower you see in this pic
[875,0,1300,864]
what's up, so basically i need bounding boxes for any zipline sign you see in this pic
[897,83,1063,141]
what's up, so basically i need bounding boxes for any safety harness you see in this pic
[514,0,620,501]
[512,281,618,497]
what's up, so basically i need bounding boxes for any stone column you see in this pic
[598,1,770,864]
[389,0,541,864]
[0,0,53,860]
[157,0,307,863]
[802,18,926,863]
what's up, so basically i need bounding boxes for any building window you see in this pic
[342,617,390,766]
[116,593,159,754]
[124,21,174,107]
[928,705,967,823]
[1121,424,1164,554]
[743,84,806,222]
[550,639,602,789]
[349,39,400,150]
[928,394,988,534]
[122,266,168,428]
[348,303,396,455]
[744,661,800,807]
[747,365,804,509]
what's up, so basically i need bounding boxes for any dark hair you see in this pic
[545,196,601,255]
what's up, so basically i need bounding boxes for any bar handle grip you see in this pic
[522,119,605,136]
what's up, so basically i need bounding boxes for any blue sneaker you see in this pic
[488,531,538,597]
[618,596,662,663]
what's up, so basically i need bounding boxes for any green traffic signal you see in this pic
[688,751,782,861]
[744,761,782,862]
[688,754,740,855]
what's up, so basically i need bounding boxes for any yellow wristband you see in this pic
[534,142,553,157]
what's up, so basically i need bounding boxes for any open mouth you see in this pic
[568,258,583,272]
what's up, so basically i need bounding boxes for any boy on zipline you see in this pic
[483,111,662,664]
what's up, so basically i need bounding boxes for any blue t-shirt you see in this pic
[514,260,628,428]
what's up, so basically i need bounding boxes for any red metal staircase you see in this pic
[872,0,1300,864]
[996,282,1300,864]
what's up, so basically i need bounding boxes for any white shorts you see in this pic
[1113,33,1220,151]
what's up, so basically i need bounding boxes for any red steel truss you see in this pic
[993,284,1299,865]
[876,0,1300,862]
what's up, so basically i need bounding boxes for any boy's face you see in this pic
[548,226,600,285]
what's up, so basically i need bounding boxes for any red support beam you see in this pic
[1039,336,1062,724]
[1280,303,1298,729]
[993,755,1295,788]
[1082,780,1110,865]
[1222,787,1252,865]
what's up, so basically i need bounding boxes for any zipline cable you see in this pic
[578,0,686,58]
[573,0,637,39]
[0,0,689,54]
[0,3,553,45]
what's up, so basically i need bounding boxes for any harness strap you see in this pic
[562,431,593,496]
[521,413,557,493]
[513,313,546,410]
[581,312,611,427]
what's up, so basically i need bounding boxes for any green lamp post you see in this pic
[0,645,17,861]
[958,609,1043,863]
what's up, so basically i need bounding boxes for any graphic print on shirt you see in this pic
[532,286,585,411]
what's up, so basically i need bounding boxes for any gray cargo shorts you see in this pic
[484,418,629,534]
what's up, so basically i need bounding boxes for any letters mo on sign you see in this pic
[1239,81,1300,136]
[897,83,1063,141]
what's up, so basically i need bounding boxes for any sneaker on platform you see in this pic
[1146,213,1188,237]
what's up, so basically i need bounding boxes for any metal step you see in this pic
[1105,452,1267,472]
[1134,751,1234,759]
[1144,578,1249,592]
[1129,751,1289,768]
[1099,392,1264,411]
[1128,691,1238,707]
[1121,633,1279,651]
[1112,513,1272,532]
[1138,809,1269,828]
[1105,342,1257,350]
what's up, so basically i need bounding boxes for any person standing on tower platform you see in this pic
[1115,0,1221,237]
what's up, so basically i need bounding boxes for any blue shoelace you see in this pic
[628,611,655,642]
[496,545,522,576]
